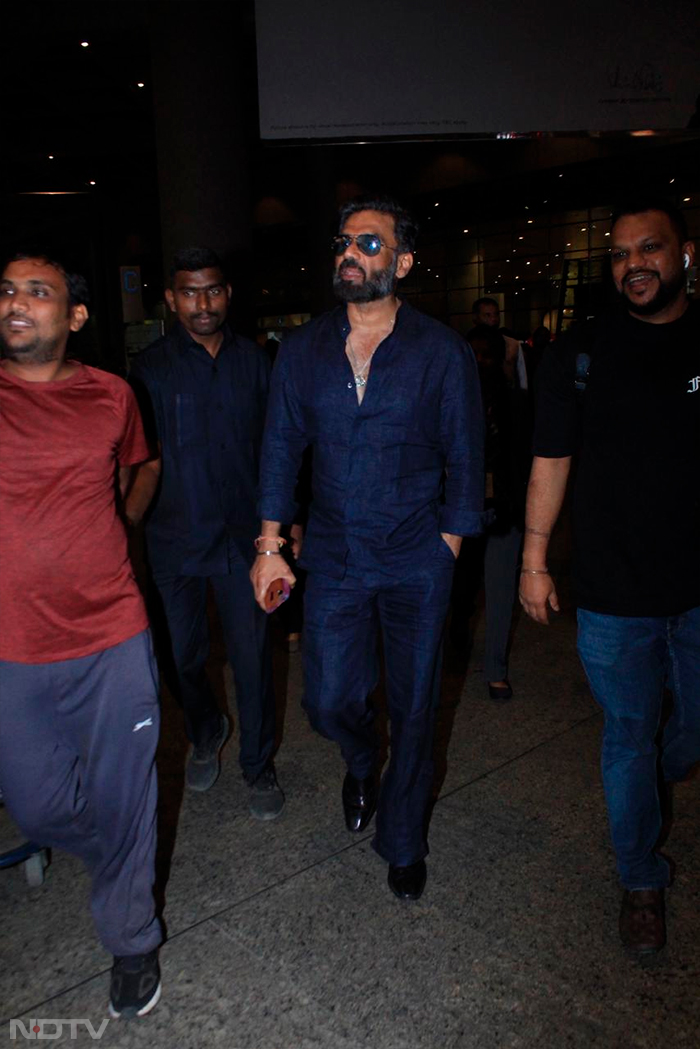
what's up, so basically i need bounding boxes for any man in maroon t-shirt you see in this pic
[0,253,162,1019]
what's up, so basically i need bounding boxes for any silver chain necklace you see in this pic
[346,320,395,388]
[346,335,375,388]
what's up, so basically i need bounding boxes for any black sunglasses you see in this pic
[331,233,398,257]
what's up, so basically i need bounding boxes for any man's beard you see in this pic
[0,331,62,364]
[333,256,398,304]
[619,266,687,316]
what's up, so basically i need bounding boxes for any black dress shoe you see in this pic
[342,772,377,833]
[388,860,427,900]
[488,681,513,701]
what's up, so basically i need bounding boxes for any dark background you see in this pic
[1,1,698,370]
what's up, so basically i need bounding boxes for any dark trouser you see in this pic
[577,606,700,890]
[0,630,161,957]
[483,524,523,682]
[302,541,456,867]
[153,563,275,779]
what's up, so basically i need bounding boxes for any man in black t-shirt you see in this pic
[520,199,699,956]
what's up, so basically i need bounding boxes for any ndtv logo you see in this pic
[9,1019,110,1040]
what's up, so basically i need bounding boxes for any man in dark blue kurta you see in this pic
[251,199,486,898]
[127,248,283,819]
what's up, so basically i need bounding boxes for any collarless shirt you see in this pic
[0,362,149,662]
[533,302,700,616]
[129,322,270,576]
[259,301,488,585]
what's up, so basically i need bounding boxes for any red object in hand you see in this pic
[264,578,291,614]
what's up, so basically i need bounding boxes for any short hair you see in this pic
[170,247,225,282]
[5,251,90,308]
[337,196,418,254]
[611,197,689,244]
[472,296,499,314]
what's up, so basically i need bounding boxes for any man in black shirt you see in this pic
[458,300,532,700]
[520,199,699,955]
[127,248,284,819]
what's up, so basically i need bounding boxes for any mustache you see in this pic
[337,258,366,279]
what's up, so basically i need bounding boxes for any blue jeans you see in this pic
[577,607,700,890]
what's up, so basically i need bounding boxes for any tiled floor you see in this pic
[2,582,698,1048]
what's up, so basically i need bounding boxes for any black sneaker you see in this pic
[109,950,161,1019]
[186,714,229,792]
[246,764,285,820]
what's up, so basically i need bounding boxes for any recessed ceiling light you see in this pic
[80,41,89,48]
[137,82,145,89]
[48,154,54,160]
[89,180,96,186]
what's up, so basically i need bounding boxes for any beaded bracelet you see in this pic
[254,535,287,550]
[520,568,550,575]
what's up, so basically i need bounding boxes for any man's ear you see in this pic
[396,252,414,281]
[69,304,89,332]
[165,288,176,313]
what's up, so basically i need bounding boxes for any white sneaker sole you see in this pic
[109,980,162,1019]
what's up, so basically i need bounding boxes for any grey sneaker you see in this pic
[247,765,285,820]
[186,714,229,792]
[109,950,161,1019]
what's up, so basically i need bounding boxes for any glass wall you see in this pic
[402,198,699,339]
